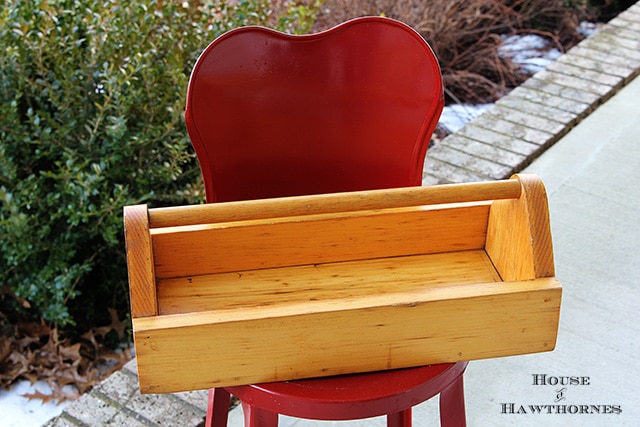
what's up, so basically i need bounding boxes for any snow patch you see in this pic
[498,34,562,74]
[0,381,72,427]
[578,21,602,37]
[439,103,492,133]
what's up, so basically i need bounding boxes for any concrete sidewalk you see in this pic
[461,68,640,427]
[45,3,640,426]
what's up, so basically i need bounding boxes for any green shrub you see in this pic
[0,0,320,331]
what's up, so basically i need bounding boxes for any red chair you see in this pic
[185,16,466,427]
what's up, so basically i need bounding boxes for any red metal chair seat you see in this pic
[208,363,467,426]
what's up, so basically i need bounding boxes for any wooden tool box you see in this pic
[124,173,561,394]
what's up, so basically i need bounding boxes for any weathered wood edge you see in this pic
[123,204,158,318]
[516,173,555,278]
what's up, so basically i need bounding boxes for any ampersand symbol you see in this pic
[555,387,567,402]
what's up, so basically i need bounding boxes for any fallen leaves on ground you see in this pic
[0,308,132,403]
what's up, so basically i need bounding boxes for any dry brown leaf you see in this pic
[7,351,29,372]
[80,330,99,355]
[22,372,40,384]
[18,320,50,338]
[22,388,58,404]
[106,308,126,340]
[1,308,132,403]
[90,326,112,340]
[0,337,12,361]
[58,343,83,362]
[16,335,40,350]
[47,379,80,401]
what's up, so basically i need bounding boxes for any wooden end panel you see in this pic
[486,174,555,281]
[123,205,158,318]
[133,277,561,393]
[151,203,490,279]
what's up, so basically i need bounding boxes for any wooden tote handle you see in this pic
[149,177,523,228]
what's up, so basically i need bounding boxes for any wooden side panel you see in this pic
[486,174,555,281]
[123,205,158,317]
[156,250,502,315]
[134,277,562,393]
[151,204,491,279]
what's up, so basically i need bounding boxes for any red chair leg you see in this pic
[242,401,279,427]
[206,388,231,427]
[438,374,466,427]
[387,408,411,427]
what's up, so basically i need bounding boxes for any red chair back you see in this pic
[185,17,443,202]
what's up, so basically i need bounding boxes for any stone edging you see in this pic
[44,359,210,426]
[423,1,640,185]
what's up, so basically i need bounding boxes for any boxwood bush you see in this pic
[0,0,319,331]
